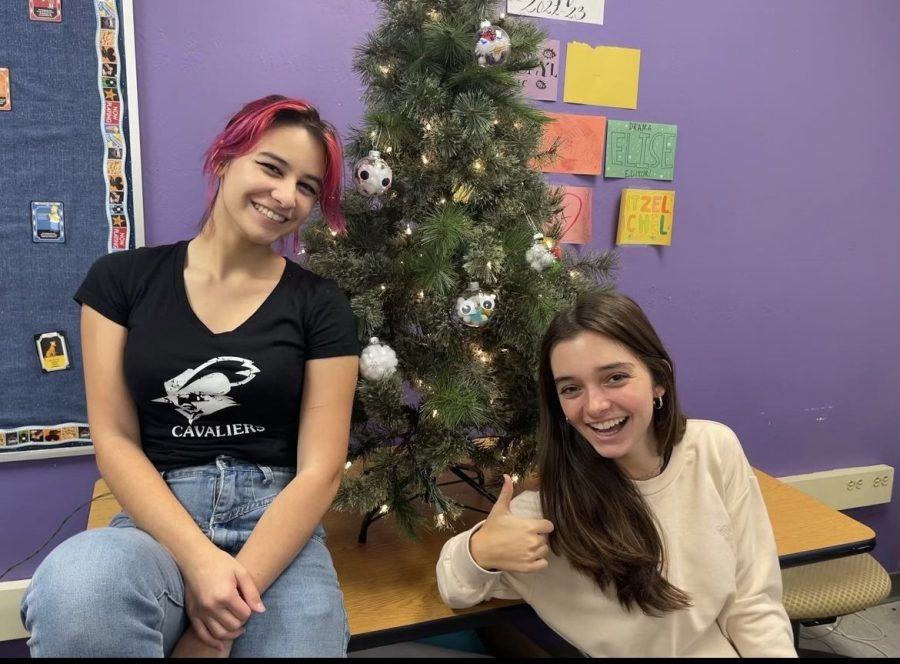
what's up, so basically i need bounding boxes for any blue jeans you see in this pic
[20,456,349,657]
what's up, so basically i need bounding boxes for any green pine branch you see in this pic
[302,0,618,534]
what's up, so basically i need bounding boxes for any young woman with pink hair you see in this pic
[22,95,359,658]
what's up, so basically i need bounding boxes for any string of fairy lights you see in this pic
[316,7,575,526]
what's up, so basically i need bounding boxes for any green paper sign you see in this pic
[605,120,677,180]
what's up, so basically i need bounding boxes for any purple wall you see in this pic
[3,0,898,593]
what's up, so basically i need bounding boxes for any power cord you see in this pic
[800,610,892,658]
[0,492,112,582]
[833,609,887,641]
[799,617,841,654]
[829,610,890,657]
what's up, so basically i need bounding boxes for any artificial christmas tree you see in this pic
[303,0,616,538]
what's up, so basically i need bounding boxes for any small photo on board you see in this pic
[29,0,62,22]
[34,331,71,373]
[0,68,10,111]
[32,201,65,242]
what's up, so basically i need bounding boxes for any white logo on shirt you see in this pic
[153,356,260,424]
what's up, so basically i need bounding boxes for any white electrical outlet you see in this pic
[778,464,894,510]
[0,580,29,641]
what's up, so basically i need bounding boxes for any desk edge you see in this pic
[347,603,535,651]
[778,537,876,569]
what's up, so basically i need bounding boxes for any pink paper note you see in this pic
[548,186,593,244]
[519,39,560,102]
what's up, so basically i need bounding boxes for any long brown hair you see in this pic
[536,289,690,615]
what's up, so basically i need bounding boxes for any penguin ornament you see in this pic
[353,150,393,197]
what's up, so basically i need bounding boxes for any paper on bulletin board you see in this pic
[519,39,560,101]
[564,42,640,109]
[507,0,605,25]
[537,112,606,175]
[616,189,675,246]
[0,68,11,111]
[548,186,593,244]
[605,120,678,180]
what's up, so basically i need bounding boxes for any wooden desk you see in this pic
[320,492,530,650]
[87,469,877,649]
[753,469,875,568]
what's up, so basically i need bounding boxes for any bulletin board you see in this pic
[0,0,143,462]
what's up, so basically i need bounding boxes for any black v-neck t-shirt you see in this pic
[75,241,359,470]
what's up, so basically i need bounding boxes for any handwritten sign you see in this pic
[519,39,560,101]
[616,189,675,246]
[547,186,593,244]
[564,42,640,109]
[605,120,678,180]
[507,0,605,25]
[537,112,606,175]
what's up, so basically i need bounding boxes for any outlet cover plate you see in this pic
[778,464,894,510]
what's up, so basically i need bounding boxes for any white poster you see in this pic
[506,0,605,25]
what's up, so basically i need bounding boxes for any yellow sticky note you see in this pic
[616,189,675,246]
[564,42,640,109]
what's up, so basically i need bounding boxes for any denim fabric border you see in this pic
[0,0,137,454]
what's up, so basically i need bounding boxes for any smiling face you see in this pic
[211,123,326,246]
[550,330,665,475]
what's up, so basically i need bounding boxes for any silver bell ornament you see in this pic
[360,337,398,381]
[454,281,498,328]
[353,150,393,197]
[475,20,511,68]
[525,233,561,272]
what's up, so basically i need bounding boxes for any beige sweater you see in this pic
[437,420,797,657]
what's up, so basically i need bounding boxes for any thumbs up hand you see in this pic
[468,474,555,573]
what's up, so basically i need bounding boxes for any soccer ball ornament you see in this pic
[454,281,498,328]
[353,150,393,197]
[525,233,561,272]
[360,337,398,381]
[475,20,511,68]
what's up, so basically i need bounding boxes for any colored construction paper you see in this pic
[605,120,678,180]
[564,42,640,109]
[548,186,593,244]
[538,112,606,175]
[616,189,675,245]
[519,39,560,101]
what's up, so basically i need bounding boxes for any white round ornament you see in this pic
[353,150,393,197]
[475,20,511,68]
[360,336,398,380]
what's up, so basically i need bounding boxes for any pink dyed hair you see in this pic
[201,94,346,234]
